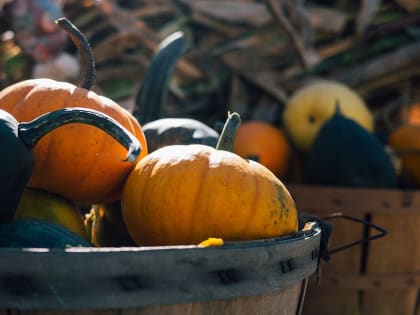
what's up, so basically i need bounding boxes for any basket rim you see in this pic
[0,223,322,310]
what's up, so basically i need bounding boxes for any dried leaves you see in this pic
[3,0,419,123]
[395,0,420,12]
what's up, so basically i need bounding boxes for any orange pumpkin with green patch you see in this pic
[121,112,298,246]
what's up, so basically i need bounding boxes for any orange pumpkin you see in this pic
[386,103,420,185]
[121,112,298,246]
[388,124,420,185]
[234,121,291,177]
[402,103,420,126]
[0,18,148,203]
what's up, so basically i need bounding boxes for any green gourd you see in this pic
[133,31,219,152]
[0,107,141,224]
[0,218,91,248]
[303,104,398,188]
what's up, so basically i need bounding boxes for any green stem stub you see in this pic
[216,112,241,152]
[18,107,141,163]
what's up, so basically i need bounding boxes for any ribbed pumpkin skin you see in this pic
[122,144,298,246]
[0,79,148,203]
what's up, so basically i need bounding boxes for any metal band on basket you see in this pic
[0,222,322,310]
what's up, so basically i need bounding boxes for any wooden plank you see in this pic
[301,215,363,315]
[9,282,302,315]
[362,290,417,315]
[362,211,420,315]
[287,184,420,214]
[290,185,366,315]
[312,272,420,289]
[302,285,360,315]
[288,184,420,315]
[137,281,302,315]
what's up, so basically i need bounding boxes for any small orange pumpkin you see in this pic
[121,112,298,246]
[0,18,148,203]
[388,124,420,185]
[233,121,291,178]
[401,103,420,126]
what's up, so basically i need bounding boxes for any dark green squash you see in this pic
[0,107,141,224]
[141,117,219,151]
[303,105,398,188]
[0,218,91,248]
[133,31,219,152]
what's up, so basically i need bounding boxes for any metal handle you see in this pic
[323,212,387,256]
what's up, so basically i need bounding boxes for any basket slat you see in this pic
[288,184,420,315]
[364,210,420,315]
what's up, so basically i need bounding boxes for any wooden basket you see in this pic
[288,184,420,315]
[0,222,322,315]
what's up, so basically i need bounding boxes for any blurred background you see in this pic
[1,0,418,123]
[1,3,419,314]
[1,0,420,183]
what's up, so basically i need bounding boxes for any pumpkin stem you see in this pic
[55,17,95,90]
[216,112,241,151]
[18,108,141,163]
[133,31,186,125]
[334,99,342,115]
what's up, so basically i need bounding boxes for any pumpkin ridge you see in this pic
[14,87,40,117]
[5,84,33,109]
[6,86,35,115]
[240,167,260,238]
[29,90,63,188]
[31,83,69,114]
[120,110,147,155]
[121,159,149,244]
[187,151,210,244]
[27,87,71,190]
[139,158,161,244]
[77,147,106,200]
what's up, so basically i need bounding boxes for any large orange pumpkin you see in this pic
[233,121,291,178]
[121,112,298,246]
[0,18,148,203]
